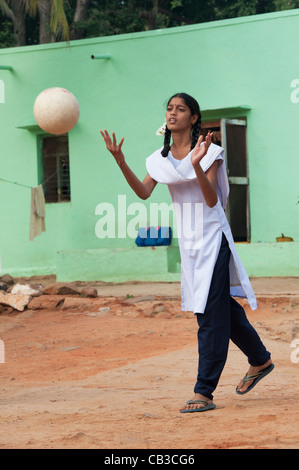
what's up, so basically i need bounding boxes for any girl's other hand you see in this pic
[100,130,125,166]
[191,132,213,166]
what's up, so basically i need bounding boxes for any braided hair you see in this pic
[161,93,201,158]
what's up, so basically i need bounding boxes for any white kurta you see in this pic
[146,143,257,314]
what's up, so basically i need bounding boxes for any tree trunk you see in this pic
[70,0,91,40]
[38,0,54,44]
[139,0,159,30]
[10,0,26,46]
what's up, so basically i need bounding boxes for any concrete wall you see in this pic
[0,9,298,280]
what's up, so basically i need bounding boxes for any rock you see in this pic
[138,413,160,419]
[0,282,8,292]
[80,286,98,298]
[0,274,14,285]
[0,304,14,314]
[98,306,110,313]
[61,297,95,310]
[9,283,43,297]
[27,295,65,310]
[124,295,156,304]
[23,342,47,350]
[43,282,81,295]
[152,304,166,313]
[0,292,32,312]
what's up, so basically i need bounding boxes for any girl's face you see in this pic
[166,97,198,133]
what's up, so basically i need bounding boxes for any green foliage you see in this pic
[0,17,15,47]
[82,1,146,37]
[1,0,299,48]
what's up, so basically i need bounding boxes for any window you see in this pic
[41,135,71,203]
[201,118,250,242]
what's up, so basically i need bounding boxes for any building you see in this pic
[0,9,298,282]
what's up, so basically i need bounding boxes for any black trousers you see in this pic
[194,233,271,400]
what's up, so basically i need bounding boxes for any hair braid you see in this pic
[161,126,171,157]
[191,114,201,151]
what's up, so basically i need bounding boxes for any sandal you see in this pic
[236,363,274,395]
[180,399,216,413]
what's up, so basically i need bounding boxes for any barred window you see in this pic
[42,135,71,203]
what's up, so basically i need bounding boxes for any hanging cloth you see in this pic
[30,184,46,241]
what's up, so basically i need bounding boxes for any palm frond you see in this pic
[23,0,38,16]
[50,0,70,41]
[0,0,13,18]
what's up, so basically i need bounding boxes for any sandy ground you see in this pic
[0,277,298,450]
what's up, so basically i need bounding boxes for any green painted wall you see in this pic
[0,9,298,280]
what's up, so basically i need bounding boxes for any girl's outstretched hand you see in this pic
[191,131,213,167]
[100,130,125,166]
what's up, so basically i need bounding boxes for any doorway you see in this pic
[201,118,250,242]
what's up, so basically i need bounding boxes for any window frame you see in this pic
[201,117,250,242]
[37,133,71,204]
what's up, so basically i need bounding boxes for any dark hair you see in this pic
[161,92,201,158]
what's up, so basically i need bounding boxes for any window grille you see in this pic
[42,135,70,203]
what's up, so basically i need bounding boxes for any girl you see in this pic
[100,92,273,413]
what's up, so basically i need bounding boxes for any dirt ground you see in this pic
[0,276,298,450]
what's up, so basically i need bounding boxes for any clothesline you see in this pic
[0,170,58,190]
[0,177,32,188]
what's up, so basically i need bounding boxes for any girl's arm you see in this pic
[191,132,219,208]
[100,130,157,200]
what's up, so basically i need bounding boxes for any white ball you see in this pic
[33,87,80,135]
